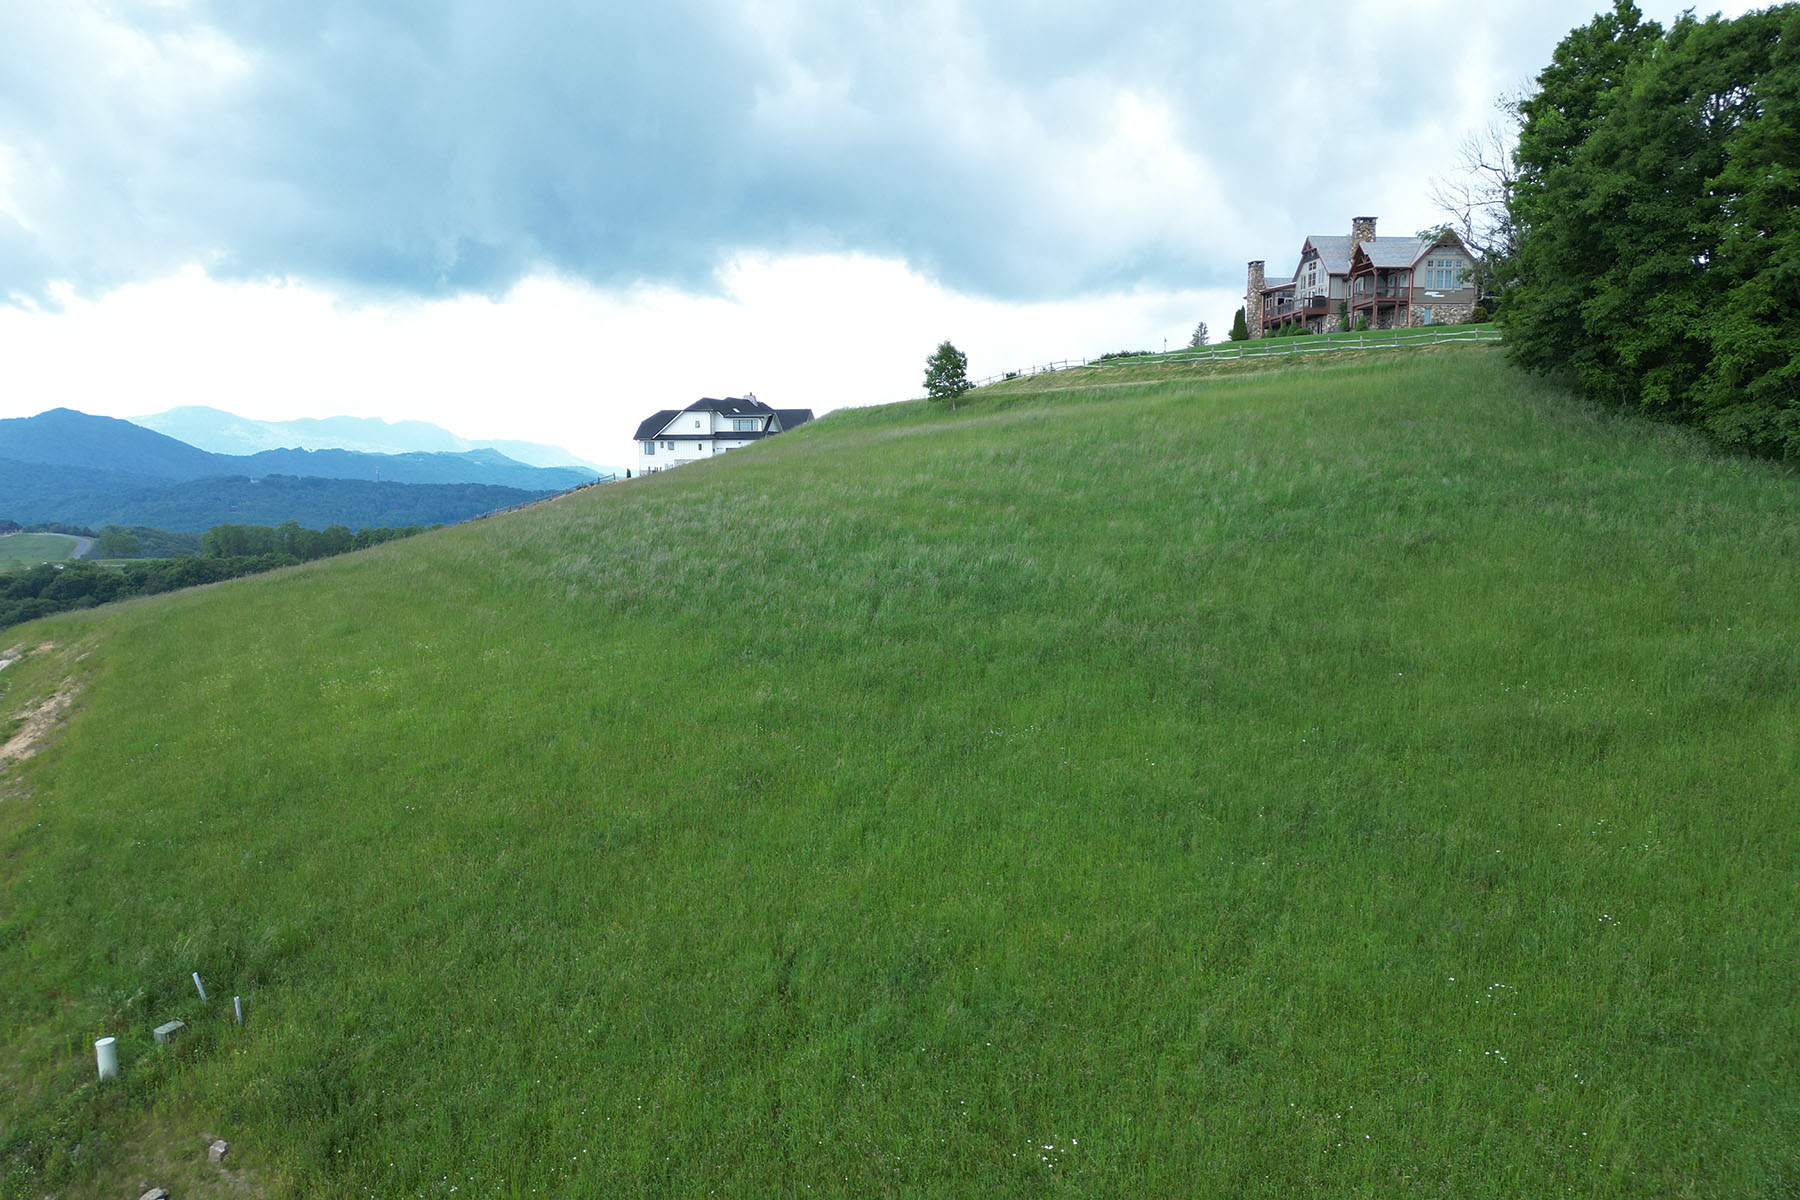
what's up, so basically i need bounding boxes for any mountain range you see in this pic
[134,405,614,473]
[0,408,600,532]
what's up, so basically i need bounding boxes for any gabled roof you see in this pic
[1351,231,1472,272]
[1363,237,1434,269]
[773,409,813,431]
[1299,235,1357,275]
[632,409,681,440]
[634,396,776,441]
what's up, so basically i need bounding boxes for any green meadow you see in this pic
[2,347,1796,1197]
[0,533,85,569]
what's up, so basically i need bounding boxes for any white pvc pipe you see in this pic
[233,996,243,1025]
[95,1036,118,1080]
[192,972,207,1001]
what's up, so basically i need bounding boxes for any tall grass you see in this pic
[2,348,1796,1197]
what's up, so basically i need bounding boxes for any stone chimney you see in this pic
[1246,260,1266,340]
[1351,216,1377,246]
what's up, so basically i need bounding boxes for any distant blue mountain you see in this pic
[134,405,617,474]
[0,409,600,489]
[0,457,548,532]
[0,409,587,532]
[234,447,593,490]
[0,408,223,479]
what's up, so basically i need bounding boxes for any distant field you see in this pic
[2,347,1796,1197]
[0,532,85,567]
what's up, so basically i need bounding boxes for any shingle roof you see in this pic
[1301,235,1357,275]
[687,396,776,416]
[1363,237,1434,269]
[634,397,780,441]
[632,409,681,440]
[1294,232,1460,276]
[773,409,813,431]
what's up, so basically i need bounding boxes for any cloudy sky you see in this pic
[0,0,1759,465]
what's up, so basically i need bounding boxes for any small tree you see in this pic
[1187,321,1209,349]
[1228,307,1249,341]
[923,340,972,409]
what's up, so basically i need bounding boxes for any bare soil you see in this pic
[0,677,78,764]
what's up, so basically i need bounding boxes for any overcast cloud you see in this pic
[0,1,1761,460]
[0,0,1726,307]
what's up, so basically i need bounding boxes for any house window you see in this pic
[644,441,655,455]
[694,419,702,428]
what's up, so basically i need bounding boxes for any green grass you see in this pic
[980,324,1499,388]
[0,533,85,568]
[1193,321,1498,353]
[1161,321,1498,359]
[2,347,1797,1197]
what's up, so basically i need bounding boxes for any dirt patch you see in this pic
[1,678,79,764]
[61,1118,275,1200]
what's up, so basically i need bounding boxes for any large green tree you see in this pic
[1504,1,1664,380]
[1504,3,1800,456]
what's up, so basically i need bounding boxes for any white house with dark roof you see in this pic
[633,396,814,474]
[1247,216,1478,337]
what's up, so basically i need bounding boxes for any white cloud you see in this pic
[0,257,1233,466]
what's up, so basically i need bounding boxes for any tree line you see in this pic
[198,521,423,559]
[1496,2,1799,457]
[0,521,431,631]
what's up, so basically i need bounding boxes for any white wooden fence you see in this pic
[971,326,1503,388]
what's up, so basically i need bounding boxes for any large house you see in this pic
[633,396,814,474]
[1247,216,1479,337]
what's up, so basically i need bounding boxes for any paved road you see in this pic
[53,533,96,560]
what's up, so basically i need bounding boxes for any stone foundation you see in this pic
[1410,301,1478,327]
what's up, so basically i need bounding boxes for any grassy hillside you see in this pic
[3,347,1796,1198]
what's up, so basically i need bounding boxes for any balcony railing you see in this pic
[1264,293,1333,321]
